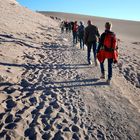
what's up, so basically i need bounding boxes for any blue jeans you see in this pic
[87,42,97,63]
[100,58,113,80]
[79,37,84,49]
[73,31,77,44]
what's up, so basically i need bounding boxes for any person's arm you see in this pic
[97,33,105,53]
[96,27,100,38]
[84,28,88,45]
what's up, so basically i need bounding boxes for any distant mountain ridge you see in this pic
[38,11,140,22]
[39,11,140,41]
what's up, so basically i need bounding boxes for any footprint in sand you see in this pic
[0,113,5,120]
[29,96,37,105]
[44,106,53,116]
[36,101,45,110]
[43,123,51,131]
[42,132,52,139]
[31,109,40,118]
[14,116,22,123]
[20,79,30,88]
[0,122,4,130]
[59,107,65,113]
[52,131,64,140]
[49,100,60,109]
[41,117,49,125]
[6,134,12,140]
[6,99,16,109]
[3,87,16,94]
[51,92,59,100]
[5,122,17,130]
[73,116,79,124]
[5,114,13,123]
[16,106,29,115]
[63,127,70,132]
[72,133,79,140]
[24,127,37,139]
[97,130,105,140]
[0,130,7,138]
[71,125,80,133]
[40,94,47,101]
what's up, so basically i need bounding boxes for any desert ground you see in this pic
[0,0,140,140]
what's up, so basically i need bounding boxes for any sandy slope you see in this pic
[0,0,140,140]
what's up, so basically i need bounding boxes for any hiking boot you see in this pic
[100,74,105,79]
[88,61,92,65]
[95,60,98,66]
[106,79,111,85]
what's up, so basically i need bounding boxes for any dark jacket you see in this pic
[78,24,85,38]
[84,25,100,44]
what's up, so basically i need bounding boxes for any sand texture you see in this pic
[0,0,140,140]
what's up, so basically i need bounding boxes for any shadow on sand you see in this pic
[51,78,108,89]
[0,62,92,70]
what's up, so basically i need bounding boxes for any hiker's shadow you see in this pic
[0,62,91,71]
[52,78,108,89]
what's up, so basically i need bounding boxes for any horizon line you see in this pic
[37,10,140,22]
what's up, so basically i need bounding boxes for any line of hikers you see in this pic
[60,20,118,84]
[60,21,73,33]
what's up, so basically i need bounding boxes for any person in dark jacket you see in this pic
[78,21,85,50]
[84,20,100,65]
[64,21,69,33]
[97,22,118,84]
[60,21,64,33]
[68,22,72,33]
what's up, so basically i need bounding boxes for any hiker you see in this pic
[78,21,85,50]
[71,21,74,31]
[68,22,72,33]
[97,22,118,84]
[72,21,79,45]
[60,21,65,33]
[64,21,69,33]
[84,20,100,65]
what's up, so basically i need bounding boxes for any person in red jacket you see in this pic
[97,22,118,84]
[72,21,79,45]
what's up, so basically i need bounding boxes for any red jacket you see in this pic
[97,30,118,63]
[73,23,78,32]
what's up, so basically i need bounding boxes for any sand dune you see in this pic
[0,0,140,140]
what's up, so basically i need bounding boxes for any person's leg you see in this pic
[92,42,98,65]
[62,28,64,33]
[73,32,75,44]
[80,37,84,49]
[82,37,84,50]
[92,42,97,61]
[75,32,78,44]
[79,38,82,49]
[100,61,105,78]
[87,42,92,64]
[108,58,113,80]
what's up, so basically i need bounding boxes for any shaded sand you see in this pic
[0,0,140,140]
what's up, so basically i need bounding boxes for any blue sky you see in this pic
[17,0,140,21]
